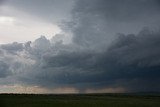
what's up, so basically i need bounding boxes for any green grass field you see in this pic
[0,94,160,107]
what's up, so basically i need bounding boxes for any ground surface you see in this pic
[0,93,160,107]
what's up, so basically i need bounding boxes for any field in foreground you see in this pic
[0,93,160,107]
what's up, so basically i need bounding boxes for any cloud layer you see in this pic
[66,0,160,50]
[0,28,160,92]
[0,0,160,93]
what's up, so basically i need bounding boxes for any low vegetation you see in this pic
[0,93,160,107]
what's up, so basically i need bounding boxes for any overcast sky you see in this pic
[0,0,74,43]
[0,0,160,93]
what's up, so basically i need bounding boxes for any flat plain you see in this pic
[0,93,160,107]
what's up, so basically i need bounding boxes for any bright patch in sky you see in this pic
[0,16,15,25]
[0,6,61,44]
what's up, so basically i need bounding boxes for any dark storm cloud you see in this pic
[0,0,4,4]
[0,0,160,92]
[64,0,160,50]
[16,29,160,92]
[0,61,11,78]
[1,42,23,54]
[0,29,160,92]
[72,0,160,22]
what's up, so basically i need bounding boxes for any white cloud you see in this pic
[0,16,15,25]
[0,5,61,44]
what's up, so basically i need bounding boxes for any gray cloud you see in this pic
[0,29,160,92]
[0,0,4,4]
[63,0,160,50]
[10,29,158,92]
[1,42,23,54]
[0,0,160,93]
[0,61,11,78]
[6,0,74,23]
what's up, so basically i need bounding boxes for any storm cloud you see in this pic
[0,28,160,92]
[66,0,160,50]
[0,61,11,78]
[0,0,4,4]
[26,29,160,92]
[0,0,160,93]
